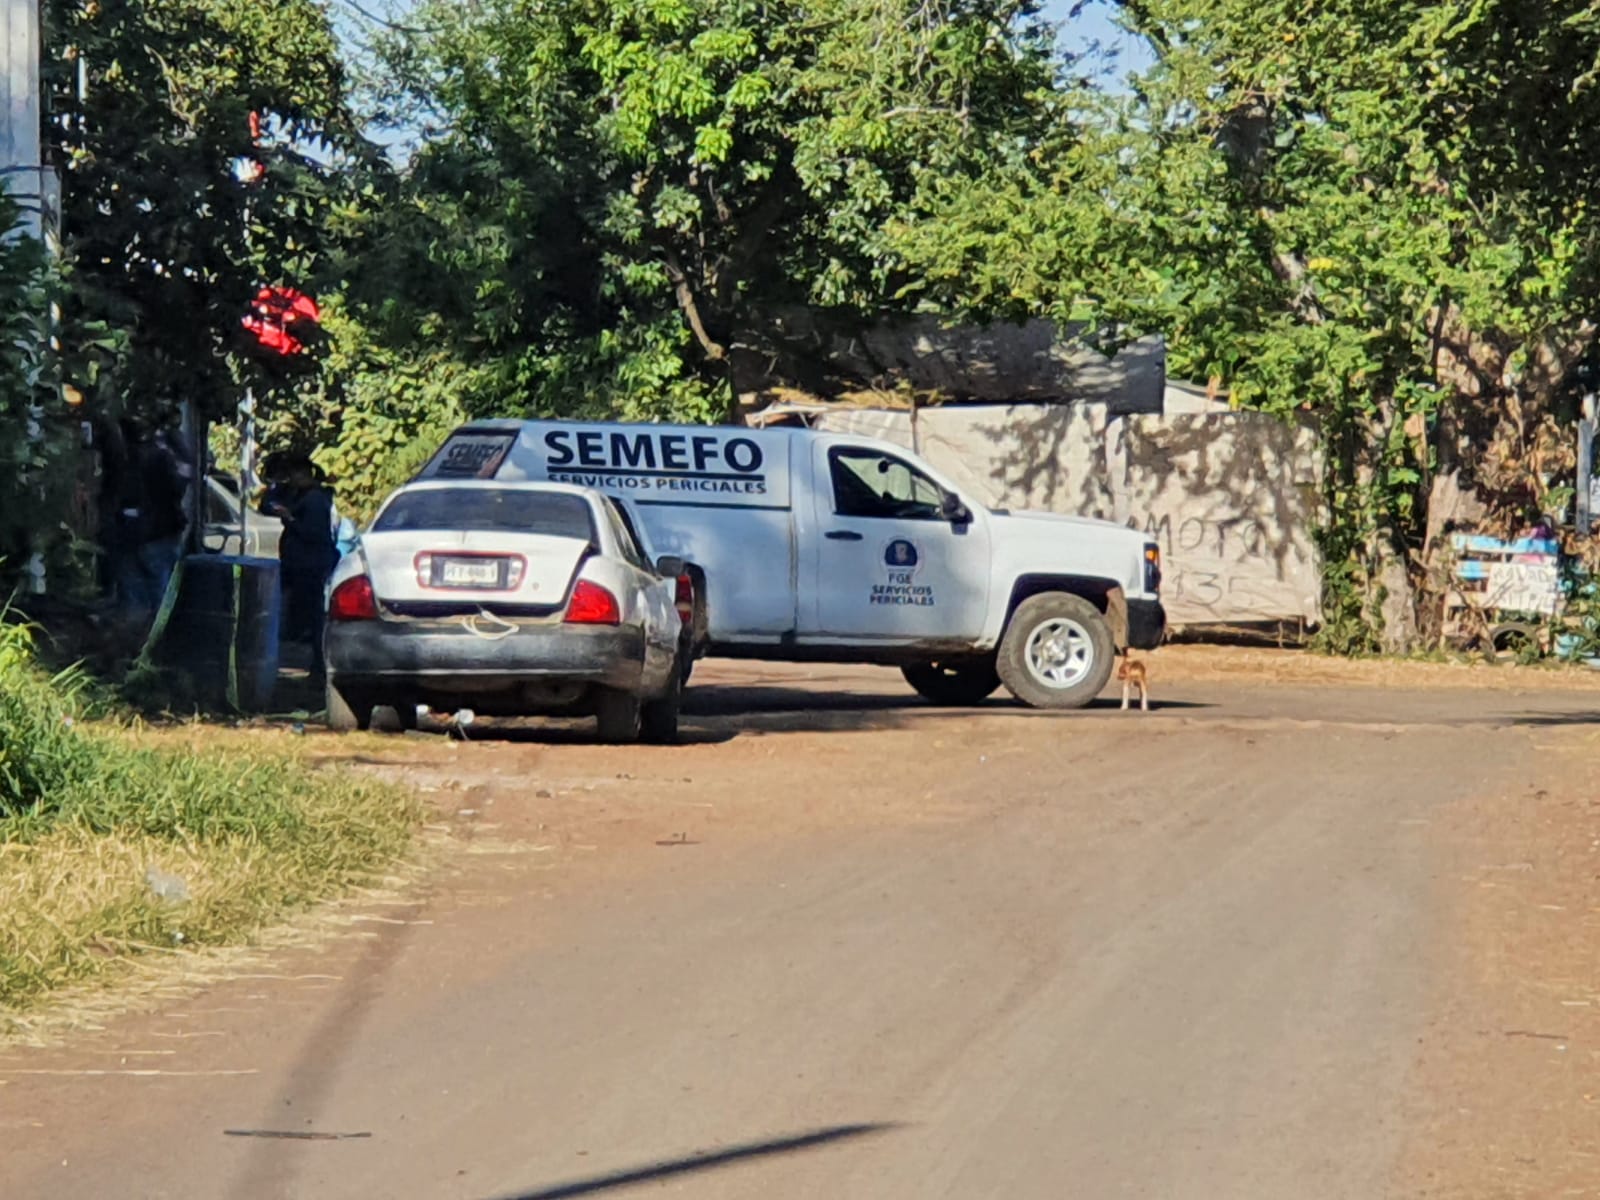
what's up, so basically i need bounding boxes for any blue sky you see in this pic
[1046,0,1156,87]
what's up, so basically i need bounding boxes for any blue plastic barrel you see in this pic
[156,555,281,711]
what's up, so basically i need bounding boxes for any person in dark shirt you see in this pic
[113,417,191,619]
[262,454,338,676]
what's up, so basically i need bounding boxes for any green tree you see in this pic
[0,194,66,592]
[893,1,1600,649]
[351,0,1063,423]
[44,0,366,426]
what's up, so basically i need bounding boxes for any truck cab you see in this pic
[416,420,1165,708]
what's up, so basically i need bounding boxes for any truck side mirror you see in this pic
[940,492,972,525]
[655,555,687,578]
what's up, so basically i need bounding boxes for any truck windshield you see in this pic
[373,489,596,541]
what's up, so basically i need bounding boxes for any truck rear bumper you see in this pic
[1126,598,1166,650]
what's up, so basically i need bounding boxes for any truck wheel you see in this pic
[642,665,683,744]
[326,679,372,732]
[594,687,643,744]
[997,592,1115,709]
[902,659,1002,706]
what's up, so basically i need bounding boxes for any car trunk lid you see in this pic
[361,530,591,613]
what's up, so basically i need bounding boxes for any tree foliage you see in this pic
[348,0,1062,422]
[44,0,364,424]
[891,0,1600,647]
[0,195,73,591]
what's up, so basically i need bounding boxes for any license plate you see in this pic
[438,558,502,588]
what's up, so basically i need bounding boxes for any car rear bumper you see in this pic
[1126,598,1167,650]
[326,617,648,694]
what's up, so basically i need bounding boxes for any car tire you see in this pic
[594,687,644,744]
[642,664,683,744]
[997,592,1115,710]
[326,678,372,732]
[902,658,1002,706]
[372,702,418,734]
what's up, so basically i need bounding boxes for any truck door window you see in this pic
[829,448,945,521]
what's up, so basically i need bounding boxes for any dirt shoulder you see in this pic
[1396,726,1600,1197]
[1153,643,1600,691]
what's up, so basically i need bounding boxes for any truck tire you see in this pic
[326,678,372,732]
[902,659,1002,706]
[997,592,1115,709]
[642,665,683,744]
[594,687,643,744]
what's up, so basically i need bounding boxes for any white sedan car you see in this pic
[324,481,685,743]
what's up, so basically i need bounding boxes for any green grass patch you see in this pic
[0,621,421,1012]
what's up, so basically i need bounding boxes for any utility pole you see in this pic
[3,0,63,595]
[2,0,54,246]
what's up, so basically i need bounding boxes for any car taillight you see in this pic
[1143,545,1162,593]
[329,574,378,621]
[674,573,693,620]
[565,579,620,626]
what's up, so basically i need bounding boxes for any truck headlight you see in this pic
[1143,544,1161,593]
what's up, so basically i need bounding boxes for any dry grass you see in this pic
[0,622,422,1018]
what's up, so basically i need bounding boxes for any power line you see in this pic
[335,0,447,36]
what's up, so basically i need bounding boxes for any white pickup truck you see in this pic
[415,420,1165,708]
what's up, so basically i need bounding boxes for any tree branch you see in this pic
[663,249,726,362]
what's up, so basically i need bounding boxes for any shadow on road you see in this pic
[1499,709,1600,728]
[302,687,1215,747]
[432,723,739,747]
[485,1123,899,1199]
[686,683,1213,724]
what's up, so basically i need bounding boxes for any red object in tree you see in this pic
[242,286,320,356]
[237,110,266,185]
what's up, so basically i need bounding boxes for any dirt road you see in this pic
[2,656,1597,1199]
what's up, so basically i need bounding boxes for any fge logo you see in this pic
[884,538,920,584]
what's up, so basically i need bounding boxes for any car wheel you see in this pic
[326,678,372,732]
[997,592,1115,710]
[901,658,1002,706]
[594,687,643,744]
[372,701,419,734]
[642,663,683,744]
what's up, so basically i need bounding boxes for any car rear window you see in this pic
[373,489,596,540]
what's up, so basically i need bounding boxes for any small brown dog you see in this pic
[1118,656,1150,712]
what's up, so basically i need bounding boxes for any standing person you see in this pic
[112,417,189,620]
[261,454,338,676]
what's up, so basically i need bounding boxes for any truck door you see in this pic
[803,440,991,641]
